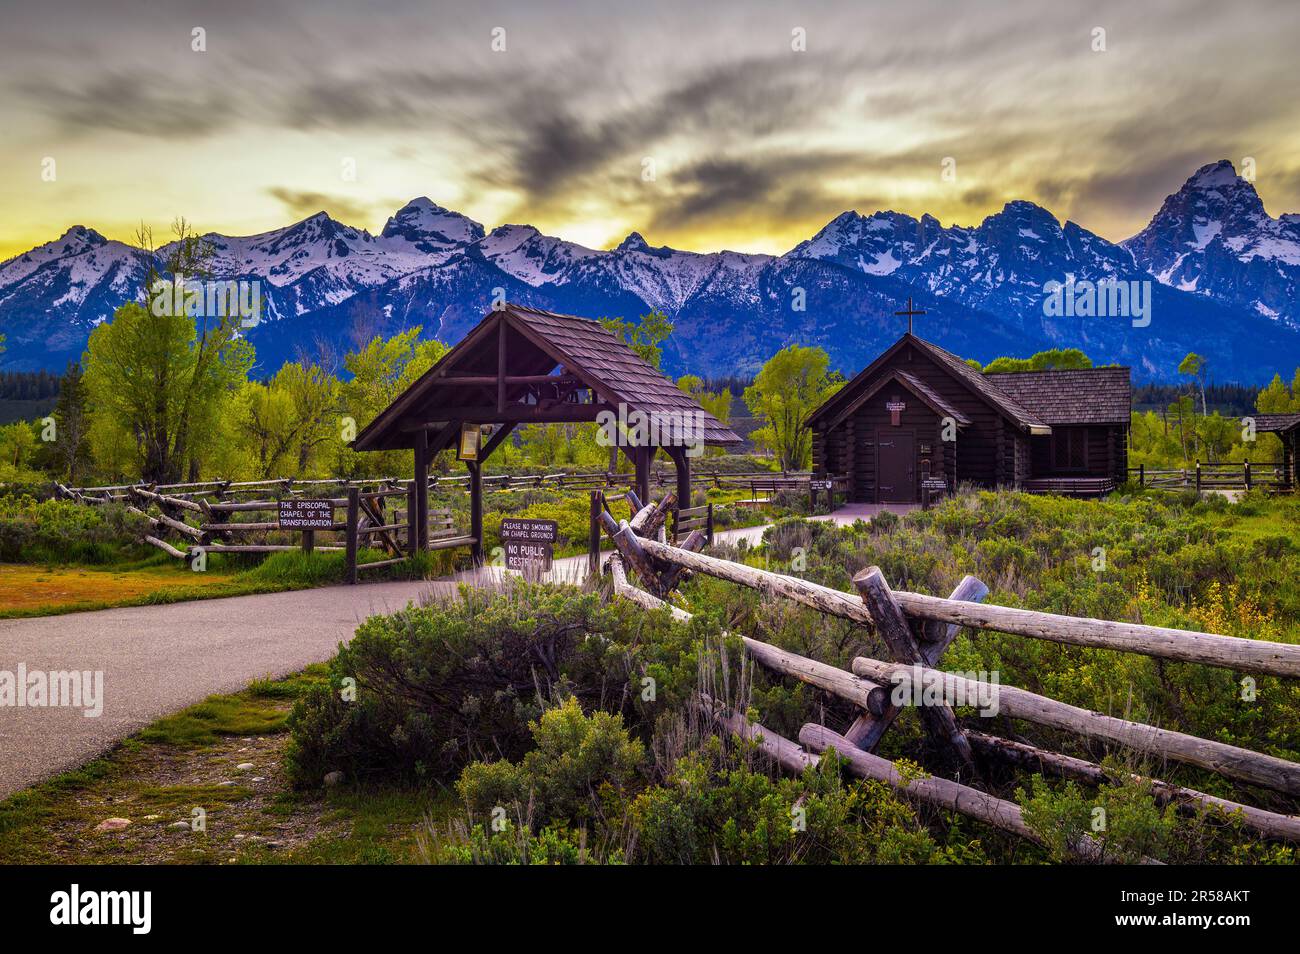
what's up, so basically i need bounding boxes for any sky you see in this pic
[2,0,1299,260]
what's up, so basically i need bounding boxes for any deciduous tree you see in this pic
[744,345,842,471]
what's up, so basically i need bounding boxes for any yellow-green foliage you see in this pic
[458,698,644,826]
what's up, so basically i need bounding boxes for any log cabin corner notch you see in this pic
[350,304,741,561]
[808,332,1131,502]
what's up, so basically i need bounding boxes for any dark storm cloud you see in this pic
[467,52,866,207]
[266,187,375,222]
[22,72,239,137]
[645,151,880,235]
[279,69,500,130]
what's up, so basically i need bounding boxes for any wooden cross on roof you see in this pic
[895,296,926,335]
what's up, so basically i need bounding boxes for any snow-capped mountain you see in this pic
[0,227,149,365]
[789,200,1135,324]
[1123,160,1300,328]
[3,162,1300,381]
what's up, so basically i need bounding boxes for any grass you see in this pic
[0,547,438,619]
[0,561,235,615]
[0,663,452,865]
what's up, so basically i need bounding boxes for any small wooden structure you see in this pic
[1255,413,1300,489]
[808,332,1131,501]
[351,304,740,562]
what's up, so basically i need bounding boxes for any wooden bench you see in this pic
[672,503,713,544]
[1022,477,1116,497]
[427,508,477,551]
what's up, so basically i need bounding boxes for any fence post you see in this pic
[1195,460,1202,494]
[589,490,602,577]
[852,567,976,775]
[1244,460,1252,491]
[1139,463,1144,487]
[301,528,314,556]
[407,482,418,559]
[345,486,359,585]
[706,502,714,545]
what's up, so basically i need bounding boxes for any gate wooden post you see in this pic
[853,566,976,774]
[407,481,418,559]
[588,490,603,576]
[1195,460,1202,493]
[1244,460,1252,491]
[468,460,484,564]
[345,486,360,585]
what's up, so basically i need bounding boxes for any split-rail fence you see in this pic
[594,493,1300,860]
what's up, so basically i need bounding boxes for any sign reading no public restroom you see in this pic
[500,518,557,572]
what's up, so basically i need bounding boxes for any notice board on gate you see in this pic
[500,518,558,572]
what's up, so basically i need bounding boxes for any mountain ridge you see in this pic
[2,160,1298,383]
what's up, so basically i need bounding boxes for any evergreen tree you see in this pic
[51,361,92,483]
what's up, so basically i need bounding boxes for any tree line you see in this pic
[1,226,1296,486]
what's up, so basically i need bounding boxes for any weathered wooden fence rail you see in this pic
[59,478,442,581]
[595,494,1300,854]
[62,468,843,503]
[1130,460,1292,493]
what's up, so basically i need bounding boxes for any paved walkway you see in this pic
[0,580,448,799]
[0,524,780,798]
[0,507,920,798]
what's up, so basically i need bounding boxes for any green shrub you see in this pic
[0,495,150,563]
[629,739,967,865]
[458,698,644,826]
[286,584,677,787]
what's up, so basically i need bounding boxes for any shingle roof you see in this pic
[909,336,1048,430]
[353,304,741,451]
[893,371,973,425]
[509,306,739,444]
[1254,413,1300,433]
[985,367,1131,426]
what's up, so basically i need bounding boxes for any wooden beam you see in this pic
[413,430,429,552]
[634,536,1300,680]
[798,724,1137,864]
[743,637,888,714]
[345,487,360,584]
[143,535,186,559]
[967,731,1300,844]
[844,574,987,750]
[629,492,675,538]
[853,567,976,774]
[480,422,516,461]
[888,588,1300,679]
[707,704,820,774]
[399,403,616,426]
[467,459,483,563]
[496,316,507,413]
[611,521,664,596]
[637,535,876,624]
[850,656,1300,797]
[429,374,585,387]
